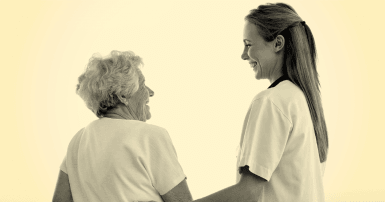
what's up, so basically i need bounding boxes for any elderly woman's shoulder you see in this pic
[140,121,169,134]
[136,121,172,143]
[90,118,170,138]
[121,120,170,137]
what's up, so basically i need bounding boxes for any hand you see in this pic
[133,201,156,202]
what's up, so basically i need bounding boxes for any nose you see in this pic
[146,86,154,97]
[241,46,249,60]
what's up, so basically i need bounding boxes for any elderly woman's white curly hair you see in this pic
[76,50,143,118]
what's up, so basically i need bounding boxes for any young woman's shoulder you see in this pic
[249,81,308,122]
[253,81,305,105]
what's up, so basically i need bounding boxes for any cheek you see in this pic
[248,48,259,61]
[140,91,148,105]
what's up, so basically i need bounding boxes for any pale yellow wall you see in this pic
[1,0,383,201]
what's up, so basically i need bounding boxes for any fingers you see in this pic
[133,201,157,202]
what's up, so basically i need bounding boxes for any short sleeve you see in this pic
[60,154,68,174]
[60,128,84,175]
[237,97,292,181]
[143,128,186,195]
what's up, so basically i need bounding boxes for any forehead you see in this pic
[243,21,260,41]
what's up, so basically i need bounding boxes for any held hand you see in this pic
[133,201,156,202]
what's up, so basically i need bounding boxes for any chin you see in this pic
[254,72,267,80]
[254,70,260,80]
[146,113,151,121]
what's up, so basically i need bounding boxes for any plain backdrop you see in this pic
[1,0,384,201]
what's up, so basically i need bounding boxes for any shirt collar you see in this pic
[268,74,290,89]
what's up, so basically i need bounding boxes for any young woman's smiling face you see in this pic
[241,21,281,82]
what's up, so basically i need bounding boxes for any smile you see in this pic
[249,62,257,68]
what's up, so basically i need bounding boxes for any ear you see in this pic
[274,35,285,52]
[117,94,129,106]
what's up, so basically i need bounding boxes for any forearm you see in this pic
[193,184,258,202]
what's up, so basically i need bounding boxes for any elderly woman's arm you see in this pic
[52,170,193,202]
[52,170,73,202]
[161,179,193,202]
[193,167,266,202]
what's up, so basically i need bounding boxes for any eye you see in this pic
[245,44,251,47]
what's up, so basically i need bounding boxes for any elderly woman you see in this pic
[191,3,328,202]
[52,50,193,202]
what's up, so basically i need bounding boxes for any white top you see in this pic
[60,118,186,202]
[236,80,326,202]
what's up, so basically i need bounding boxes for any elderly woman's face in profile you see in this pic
[242,21,277,80]
[129,69,154,121]
[143,85,154,120]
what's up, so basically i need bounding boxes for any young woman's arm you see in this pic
[193,167,266,202]
[52,170,73,202]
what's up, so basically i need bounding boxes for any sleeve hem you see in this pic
[238,159,272,181]
[158,174,187,196]
[60,155,68,174]
[60,168,68,174]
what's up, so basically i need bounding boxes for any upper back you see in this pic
[247,80,326,201]
[62,118,184,202]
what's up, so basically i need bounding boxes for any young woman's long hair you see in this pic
[245,3,329,163]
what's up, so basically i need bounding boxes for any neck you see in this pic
[104,104,137,120]
[269,72,283,84]
[269,55,284,84]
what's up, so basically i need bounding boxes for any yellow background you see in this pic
[1,0,384,201]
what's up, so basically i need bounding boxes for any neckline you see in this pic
[268,75,290,89]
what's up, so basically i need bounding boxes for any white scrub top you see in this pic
[60,118,186,202]
[236,78,326,202]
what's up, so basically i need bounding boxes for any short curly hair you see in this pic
[76,50,143,118]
